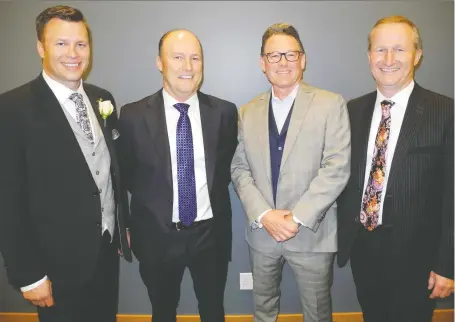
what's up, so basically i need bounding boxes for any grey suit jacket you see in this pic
[231,81,351,253]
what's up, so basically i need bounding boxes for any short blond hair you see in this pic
[368,15,422,51]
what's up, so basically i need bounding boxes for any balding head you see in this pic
[158,29,202,57]
[156,29,203,102]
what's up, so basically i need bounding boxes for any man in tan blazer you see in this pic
[231,23,350,322]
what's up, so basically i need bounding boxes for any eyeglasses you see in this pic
[263,50,303,63]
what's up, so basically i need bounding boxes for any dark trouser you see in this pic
[139,219,228,322]
[38,231,120,322]
[351,226,435,322]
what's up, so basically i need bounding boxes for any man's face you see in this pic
[156,30,203,102]
[368,23,422,97]
[37,18,90,90]
[260,34,305,94]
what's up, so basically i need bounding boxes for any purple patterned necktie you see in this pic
[361,99,395,231]
[69,93,94,143]
[174,103,197,226]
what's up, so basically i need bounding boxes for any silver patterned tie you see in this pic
[69,93,94,143]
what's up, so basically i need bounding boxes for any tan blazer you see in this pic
[231,81,350,253]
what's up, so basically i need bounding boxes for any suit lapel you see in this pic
[386,84,425,188]
[31,75,80,146]
[255,93,272,183]
[143,91,173,187]
[280,82,313,169]
[31,75,98,188]
[198,92,220,193]
[356,93,377,189]
[85,88,117,167]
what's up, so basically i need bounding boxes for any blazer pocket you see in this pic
[407,146,443,155]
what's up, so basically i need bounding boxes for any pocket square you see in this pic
[112,129,120,140]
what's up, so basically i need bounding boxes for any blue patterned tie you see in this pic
[174,103,197,226]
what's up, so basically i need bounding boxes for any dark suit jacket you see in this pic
[337,83,454,279]
[0,74,132,291]
[117,89,237,264]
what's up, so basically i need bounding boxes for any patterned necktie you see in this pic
[69,93,94,143]
[174,103,197,226]
[361,99,395,231]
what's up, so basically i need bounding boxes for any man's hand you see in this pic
[119,229,131,257]
[428,271,454,299]
[22,279,54,307]
[261,210,299,242]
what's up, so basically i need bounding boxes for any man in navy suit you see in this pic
[117,29,237,322]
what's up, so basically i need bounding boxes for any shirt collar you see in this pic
[42,70,84,105]
[271,84,299,104]
[162,88,198,110]
[376,80,415,108]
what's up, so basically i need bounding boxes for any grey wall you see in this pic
[0,0,453,315]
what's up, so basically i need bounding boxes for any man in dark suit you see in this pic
[0,6,132,322]
[117,29,237,322]
[337,15,454,322]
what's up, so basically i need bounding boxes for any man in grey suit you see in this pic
[231,23,350,322]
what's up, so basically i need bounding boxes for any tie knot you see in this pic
[174,103,190,114]
[380,99,394,118]
[381,99,394,110]
[69,93,83,102]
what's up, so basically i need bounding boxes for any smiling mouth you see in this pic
[63,63,81,68]
[179,75,193,79]
[380,67,399,72]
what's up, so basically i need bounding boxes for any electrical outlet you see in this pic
[240,272,253,290]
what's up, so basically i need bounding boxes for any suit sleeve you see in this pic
[117,105,135,194]
[225,103,239,181]
[434,115,454,279]
[0,99,45,289]
[231,107,273,225]
[291,94,351,231]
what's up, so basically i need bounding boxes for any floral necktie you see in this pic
[360,100,395,231]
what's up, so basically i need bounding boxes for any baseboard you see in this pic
[0,310,453,322]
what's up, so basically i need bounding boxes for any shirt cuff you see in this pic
[20,276,48,292]
[252,209,272,229]
[293,215,303,226]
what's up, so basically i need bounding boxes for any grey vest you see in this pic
[61,98,115,237]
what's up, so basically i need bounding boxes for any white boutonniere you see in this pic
[98,98,114,127]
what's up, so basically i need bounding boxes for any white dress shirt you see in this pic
[21,71,98,292]
[361,81,414,225]
[271,84,299,133]
[255,84,303,227]
[162,89,213,223]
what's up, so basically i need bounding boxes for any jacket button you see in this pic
[96,222,101,227]
[354,216,360,223]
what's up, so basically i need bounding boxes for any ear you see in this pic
[260,55,266,74]
[367,50,372,65]
[156,55,163,72]
[300,53,306,70]
[37,40,45,59]
[414,49,423,66]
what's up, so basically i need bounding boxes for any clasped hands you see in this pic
[261,209,299,242]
